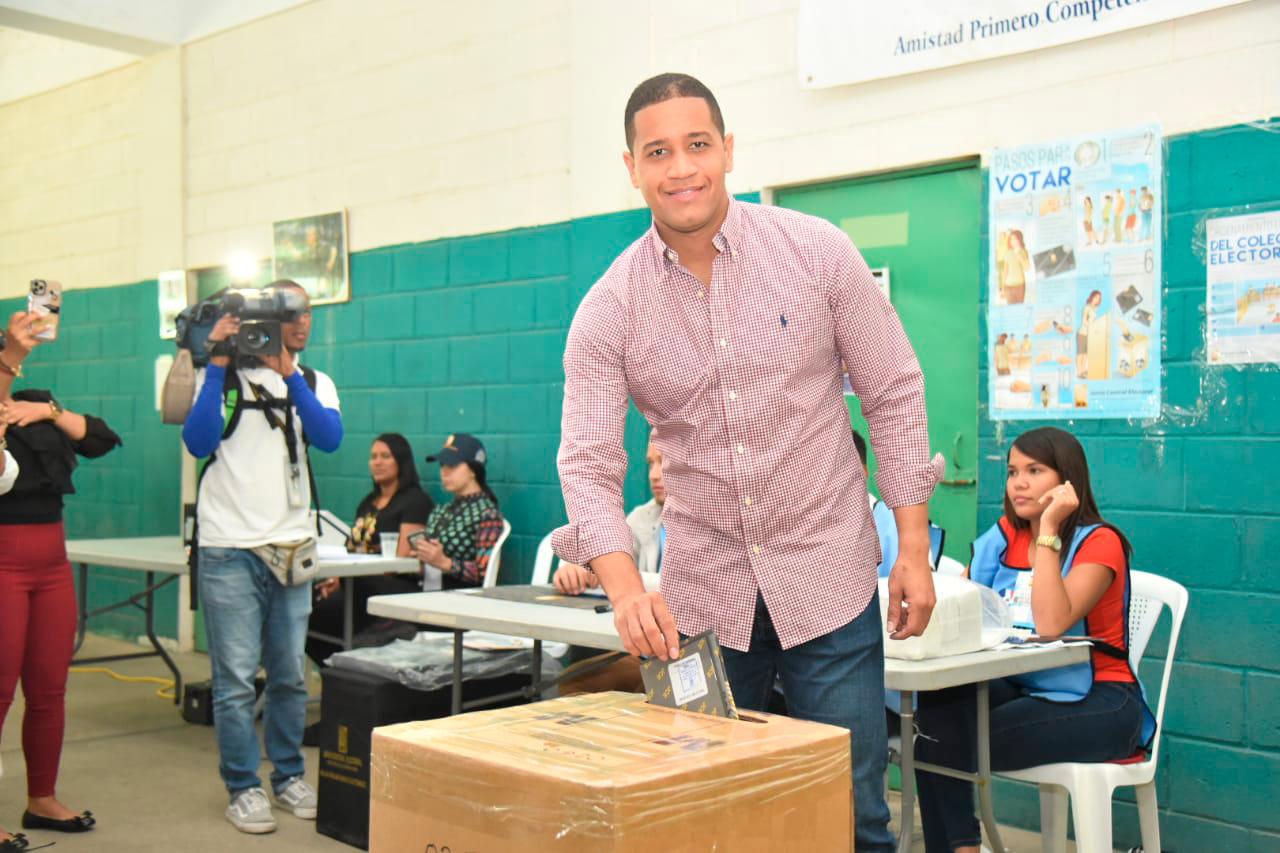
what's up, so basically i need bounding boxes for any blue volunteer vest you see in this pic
[873,498,945,578]
[970,520,1156,748]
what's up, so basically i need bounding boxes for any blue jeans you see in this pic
[915,678,1145,851]
[720,590,893,853]
[199,547,313,796]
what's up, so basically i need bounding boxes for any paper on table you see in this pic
[418,630,568,658]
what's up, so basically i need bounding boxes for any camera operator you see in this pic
[181,280,342,835]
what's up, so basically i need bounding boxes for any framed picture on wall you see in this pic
[271,210,349,305]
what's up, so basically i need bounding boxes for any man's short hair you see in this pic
[624,73,725,151]
[851,429,868,467]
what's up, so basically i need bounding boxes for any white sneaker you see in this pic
[226,787,276,834]
[273,776,318,820]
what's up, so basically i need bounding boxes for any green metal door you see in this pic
[775,162,981,562]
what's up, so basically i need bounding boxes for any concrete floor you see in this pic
[0,634,1076,852]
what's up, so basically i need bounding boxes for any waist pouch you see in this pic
[251,538,319,586]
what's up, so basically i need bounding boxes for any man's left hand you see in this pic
[260,350,296,378]
[886,556,936,640]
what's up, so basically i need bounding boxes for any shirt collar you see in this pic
[648,197,743,269]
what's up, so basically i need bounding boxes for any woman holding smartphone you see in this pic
[912,427,1154,853]
[406,433,504,589]
[0,312,121,851]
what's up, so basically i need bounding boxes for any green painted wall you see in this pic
[978,120,1280,849]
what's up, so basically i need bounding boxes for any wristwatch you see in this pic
[48,399,64,421]
[0,355,21,378]
[1035,534,1063,552]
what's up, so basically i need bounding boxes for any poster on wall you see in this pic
[988,125,1162,420]
[1206,211,1280,365]
[157,269,188,339]
[272,210,349,305]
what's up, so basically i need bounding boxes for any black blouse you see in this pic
[0,389,122,525]
[348,484,433,553]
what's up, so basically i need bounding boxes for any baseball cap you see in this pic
[426,433,487,467]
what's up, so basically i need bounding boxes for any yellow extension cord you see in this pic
[68,666,176,701]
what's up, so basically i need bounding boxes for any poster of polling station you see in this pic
[988,125,1162,420]
[1206,211,1280,366]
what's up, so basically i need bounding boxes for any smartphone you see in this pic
[406,531,427,548]
[28,279,63,342]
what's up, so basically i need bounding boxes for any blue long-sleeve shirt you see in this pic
[182,363,342,457]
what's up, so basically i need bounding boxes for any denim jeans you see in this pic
[720,590,893,853]
[915,678,1145,851]
[199,547,313,796]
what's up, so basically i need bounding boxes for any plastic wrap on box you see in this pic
[879,574,1012,660]
[368,691,851,852]
[326,637,562,692]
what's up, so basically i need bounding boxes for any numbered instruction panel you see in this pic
[988,126,1162,420]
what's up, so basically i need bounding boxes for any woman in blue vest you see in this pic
[914,426,1154,853]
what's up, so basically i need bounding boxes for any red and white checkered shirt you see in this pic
[553,200,941,651]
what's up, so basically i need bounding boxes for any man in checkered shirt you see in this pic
[552,73,942,851]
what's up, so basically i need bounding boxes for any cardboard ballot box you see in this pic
[369,691,851,852]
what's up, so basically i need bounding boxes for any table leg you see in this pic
[451,630,463,715]
[144,571,183,705]
[531,639,542,701]
[74,562,89,654]
[976,680,1007,853]
[342,578,354,650]
[897,689,915,853]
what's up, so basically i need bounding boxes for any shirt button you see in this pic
[743,496,752,506]
[728,391,737,401]
[719,338,727,348]
[736,444,745,454]
[697,290,705,299]
[665,249,677,262]
[752,545,761,555]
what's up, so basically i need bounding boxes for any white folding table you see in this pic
[67,536,420,705]
[367,586,1089,853]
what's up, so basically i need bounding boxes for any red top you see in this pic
[553,199,942,651]
[1000,517,1135,683]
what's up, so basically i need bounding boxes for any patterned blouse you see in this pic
[424,492,504,588]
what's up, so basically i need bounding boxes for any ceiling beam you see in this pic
[0,6,172,56]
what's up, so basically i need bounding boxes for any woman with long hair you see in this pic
[408,433,504,589]
[912,427,1154,853]
[0,313,121,850]
[306,433,433,666]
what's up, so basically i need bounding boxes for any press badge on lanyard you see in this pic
[286,460,305,508]
[1003,571,1036,631]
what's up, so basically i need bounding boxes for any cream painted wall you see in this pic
[0,0,1276,297]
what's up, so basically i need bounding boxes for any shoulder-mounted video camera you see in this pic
[175,283,308,366]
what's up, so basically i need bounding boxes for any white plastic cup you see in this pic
[379,532,399,557]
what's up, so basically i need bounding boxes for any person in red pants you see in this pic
[0,312,121,851]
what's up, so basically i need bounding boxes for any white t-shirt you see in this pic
[194,363,340,548]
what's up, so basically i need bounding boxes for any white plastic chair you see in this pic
[530,532,557,585]
[481,519,513,588]
[936,555,966,577]
[999,570,1189,853]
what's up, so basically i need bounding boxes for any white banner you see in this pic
[797,0,1252,89]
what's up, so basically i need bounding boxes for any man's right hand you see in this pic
[612,589,680,661]
[552,562,599,595]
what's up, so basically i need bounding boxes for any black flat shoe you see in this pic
[21,809,95,832]
[0,833,29,851]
